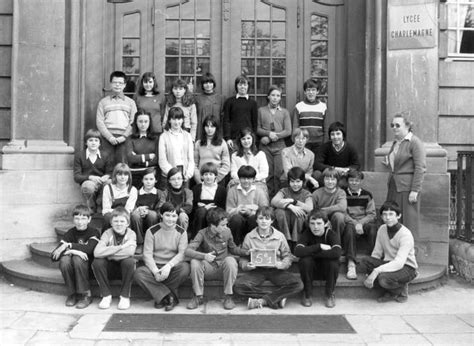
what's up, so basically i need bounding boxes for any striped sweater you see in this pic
[292,100,327,144]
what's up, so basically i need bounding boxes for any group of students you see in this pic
[60,69,420,311]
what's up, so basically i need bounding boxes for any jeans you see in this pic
[91,257,136,298]
[260,140,285,198]
[298,256,339,297]
[59,254,91,295]
[130,209,159,245]
[190,257,238,296]
[228,213,257,245]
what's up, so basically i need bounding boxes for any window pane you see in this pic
[256,40,271,56]
[311,59,328,77]
[272,41,286,57]
[272,77,286,92]
[272,22,285,39]
[196,21,210,38]
[242,21,255,38]
[166,57,178,74]
[256,22,270,38]
[242,59,255,75]
[166,39,179,55]
[165,76,175,92]
[311,41,328,58]
[311,15,328,40]
[181,0,195,18]
[166,20,179,37]
[256,77,270,93]
[166,4,179,19]
[123,13,140,37]
[196,0,210,18]
[197,58,210,75]
[272,6,285,21]
[256,1,270,20]
[241,40,255,57]
[196,39,210,56]
[241,0,255,20]
[123,39,139,56]
[181,20,194,37]
[256,59,270,75]
[181,58,195,74]
[272,59,286,75]
[314,78,328,96]
[181,39,195,55]
[124,76,138,94]
[257,96,267,107]
[123,57,140,74]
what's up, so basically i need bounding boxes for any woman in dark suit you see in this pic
[384,112,426,236]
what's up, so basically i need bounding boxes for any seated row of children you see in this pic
[54,199,417,311]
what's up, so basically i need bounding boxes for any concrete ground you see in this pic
[0,274,473,346]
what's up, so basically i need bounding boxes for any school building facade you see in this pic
[0,0,472,275]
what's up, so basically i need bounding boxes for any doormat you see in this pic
[103,314,355,334]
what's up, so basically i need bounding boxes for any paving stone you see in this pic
[95,339,131,345]
[163,333,232,345]
[0,329,36,345]
[69,313,111,340]
[456,313,474,327]
[25,331,94,345]
[297,333,365,344]
[346,315,416,335]
[403,314,474,334]
[131,339,164,346]
[367,333,431,345]
[9,312,79,332]
[424,332,474,345]
[0,311,25,328]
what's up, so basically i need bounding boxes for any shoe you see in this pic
[325,294,336,308]
[223,295,236,310]
[301,294,312,307]
[395,283,409,303]
[154,301,165,309]
[165,295,178,311]
[247,298,265,310]
[99,295,112,309]
[377,292,396,303]
[187,295,203,310]
[65,294,78,307]
[118,296,130,310]
[76,295,93,309]
[278,297,287,309]
[346,265,357,280]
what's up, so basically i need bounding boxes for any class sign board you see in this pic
[250,249,277,267]
[388,3,436,50]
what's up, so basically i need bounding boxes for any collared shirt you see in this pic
[346,188,362,197]
[292,145,308,159]
[201,182,218,200]
[236,183,256,196]
[389,132,413,172]
[86,149,101,164]
[111,92,126,100]
[236,94,249,100]
[138,187,157,195]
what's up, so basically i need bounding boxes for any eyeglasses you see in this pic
[390,123,401,128]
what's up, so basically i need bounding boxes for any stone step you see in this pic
[1,258,446,300]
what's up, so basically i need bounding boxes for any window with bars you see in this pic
[310,14,328,101]
[446,0,474,56]
[240,0,287,107]
[165,0,211,92]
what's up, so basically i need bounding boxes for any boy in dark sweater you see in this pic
[222,75,258,152]
[73,129,113,213]
[52,205,100,309]
[295,210,341,308]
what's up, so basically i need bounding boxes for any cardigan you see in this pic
[192,183,227,209]
[73,149,114,184]
[230,151,269,182]
[158,129,195,180]
[256,105,292,140]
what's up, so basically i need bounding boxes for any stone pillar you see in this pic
[374,0,449,267]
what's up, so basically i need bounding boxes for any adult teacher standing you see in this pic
[384,112,426,236]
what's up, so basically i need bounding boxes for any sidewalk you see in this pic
[1,274,473,345]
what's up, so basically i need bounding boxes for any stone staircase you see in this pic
[0,219,448,300]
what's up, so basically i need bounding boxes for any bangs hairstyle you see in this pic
[109,70,127,83]
[267,85,282,97]
[237,165,257,179]
[256,206,275,220]
[379,200,402,216]
[303,78,320,91]
[111,163,132,184]
[328,121,346,139]
[142,167,157,179]
[199,115,223,146]
[165,106,185,130]
[111,206,130,224]
[166,78,195,107]
[131,110,156,139]
[322,167,340,181]
[206,207,228,227]
[166,167,185,189]
[72,204,92,218]
[234,74,250,92]
[308,209,329,223]
[200,162,218,176]
[200,72,216,90]
[137,72,159,96]
[347,168,364,180]
[288,166,306,183]
[160,201,179,215]
[292,127,310,141]
[236,127,258,157]
[84,129,102,144]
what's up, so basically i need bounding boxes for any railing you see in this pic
[452,151,473,242]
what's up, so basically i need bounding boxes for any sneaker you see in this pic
[278,297,287,309]
[346,265,357,280]
[223,295,236,310]
[99,295,112,309]
[187,295,203,310]
[325,294,336,308]
[76,295,93,309]
[301,294,312,307]
[65,294,78,307]
[247,298,265,310]
[118,296,130,310]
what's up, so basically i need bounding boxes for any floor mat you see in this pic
[103,314,355,334]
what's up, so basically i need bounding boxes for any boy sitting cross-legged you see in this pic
[185,207,249,310]
[234,206,303,310]
[92,207,137,310]
[295,210,341,308]
[52,205,100,309]
[359,201,418,303]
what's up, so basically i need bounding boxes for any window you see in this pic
[122,12,141,96]
[446,0,474,56]
[310,14,328,101]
